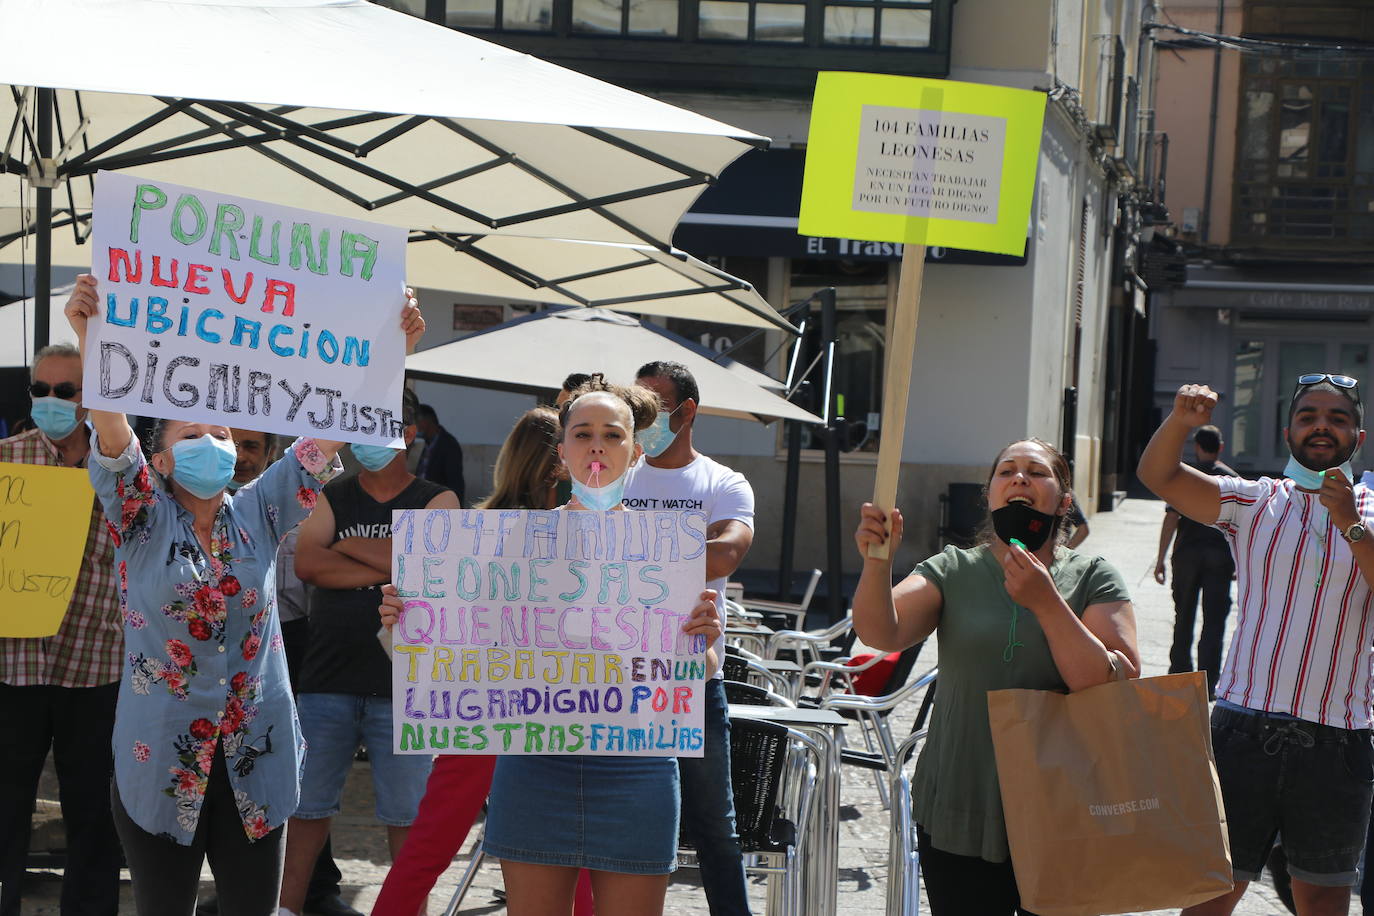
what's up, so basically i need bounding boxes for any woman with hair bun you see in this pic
[379,378,724,916]
[851,437,1140,916]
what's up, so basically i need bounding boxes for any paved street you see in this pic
[18,498,1343,914]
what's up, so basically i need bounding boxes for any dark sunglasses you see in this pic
[29,381,81,400]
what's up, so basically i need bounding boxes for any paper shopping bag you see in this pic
[987,672,1232,916]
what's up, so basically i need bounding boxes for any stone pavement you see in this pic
[16,498,1344,914]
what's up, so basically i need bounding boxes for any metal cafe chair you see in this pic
[821,666,937,809]
[887,726,931,916]
[764,615,855,669]
[679,717,822,916]
[736,568,823,631]
[724,678,796,708]
[723,645,796,697]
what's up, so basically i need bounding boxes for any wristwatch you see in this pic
[1342,522,1368,544]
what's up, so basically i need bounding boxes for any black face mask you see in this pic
[991,502,1057,552]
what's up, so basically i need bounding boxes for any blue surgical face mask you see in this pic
[570,470,627,511]
[169,435,237,499]
[352,443,402,472]
[637,407,682,458]
[30,397,80,440]
[1284,455,1355,490]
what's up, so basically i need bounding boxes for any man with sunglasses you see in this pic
[1140,373,1374,916]
[0,343,123,916]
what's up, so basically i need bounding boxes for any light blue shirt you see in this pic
[90,432,340,844]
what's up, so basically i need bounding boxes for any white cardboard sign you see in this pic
[390,508,709,757]
[86,171,408,446]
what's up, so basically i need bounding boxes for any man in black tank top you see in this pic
[279,393,459,916]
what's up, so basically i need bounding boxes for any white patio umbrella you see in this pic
[0,0,768,350]
[1,212,794,334]
[406,309,820,424]
[0,0,764,246]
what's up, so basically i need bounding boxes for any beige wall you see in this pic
[951,0,1052,74]
[1155,0,1243,245]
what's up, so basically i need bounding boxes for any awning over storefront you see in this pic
[1170,265,1374,317]
[673,148,1028,265]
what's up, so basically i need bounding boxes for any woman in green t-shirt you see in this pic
[852,437,1140,916]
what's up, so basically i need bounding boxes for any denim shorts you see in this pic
[1211,704,1374,886]
[294,693,433,825]
[483,754,680,874]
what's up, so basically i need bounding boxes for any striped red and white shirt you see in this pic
[1214,475,1374,729]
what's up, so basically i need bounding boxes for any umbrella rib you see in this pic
[434,119,665,246]
[489,177,705,234]
[546,257,659,285]
[62,101,289,176]
[355,116,431,156]
[430,234,555,292]
[138,103,379,211]
[199,100,368,158]
[6,86,38,168]
[267,130,497,223]
[370,159,515,209]
[573,127,714,180]
[595,284,747,307]
[62,99,196,173]
[602,286,795,333]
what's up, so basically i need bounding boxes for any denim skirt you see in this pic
[483,754,680,874]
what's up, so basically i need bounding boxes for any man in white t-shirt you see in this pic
[626,360,755,916]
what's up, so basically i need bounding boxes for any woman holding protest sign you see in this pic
[62,273,424,916]
[374,406,596,916]
[851,438,1139,916]
[379,378,724,916]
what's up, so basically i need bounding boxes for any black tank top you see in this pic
[299,473,449,696]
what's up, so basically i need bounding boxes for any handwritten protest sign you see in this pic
[86,171,409,446]
[390,508,708,757]
[799,73,1046,558]
[0,463,96,637]
[799,73,1045,256]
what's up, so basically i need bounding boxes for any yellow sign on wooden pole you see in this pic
[0,462,97,637]
[799,73,1047,558]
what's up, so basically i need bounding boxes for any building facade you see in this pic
[391,0,1160,579]
[1151,0,1374,478]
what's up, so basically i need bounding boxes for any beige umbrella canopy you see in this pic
[1,212,793,342]
[406,309,819,424]
[0,0,764,247]
[1,0,768,352]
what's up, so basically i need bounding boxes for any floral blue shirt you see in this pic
[90,433,340,844]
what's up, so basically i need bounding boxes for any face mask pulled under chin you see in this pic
[568,461,627,511]
[990,502,1058,552]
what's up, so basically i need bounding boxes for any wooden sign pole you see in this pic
[867,242,926,560]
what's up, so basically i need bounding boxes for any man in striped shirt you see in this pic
[1140,374,1374,916]
[0,344,123,916]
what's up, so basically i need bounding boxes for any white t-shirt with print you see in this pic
[623,453,755,677]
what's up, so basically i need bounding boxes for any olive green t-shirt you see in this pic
[911,544,1131,862]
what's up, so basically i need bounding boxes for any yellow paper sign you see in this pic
[0,462,97,638]
[799,73,1047,256]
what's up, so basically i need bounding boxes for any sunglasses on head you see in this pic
[29,381,81,400]
[1294,372,1361,405]
[1296,373,1359,390]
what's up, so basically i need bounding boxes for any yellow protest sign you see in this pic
[799,72,1046,256]
[0,463,97,638]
